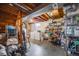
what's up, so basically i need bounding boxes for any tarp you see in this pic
[6,25,15,30]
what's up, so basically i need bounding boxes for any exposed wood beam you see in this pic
[33,16,44,22]
[21,4,49,18]
[26,4,49,16]
[42,14,49,20]
[44,13,50,19]
[19,4,33,11]
[38,16,45,22]
[12,4,49,17]
[0,20,16,26]
[0,4,18,16]
[40,15,48,21]
[29,3,36,8]
[16,11,23,47]
[0,10,17,19]
[12,3,30,15]
[39,16,45,22]
[0,10,17,22]
[25,3,36,10]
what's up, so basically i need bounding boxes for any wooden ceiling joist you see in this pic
[26,4,49,16]
[39,15,47,21]
[0,3,49,25]
[44,13,50,19]
[19,4,33,11]
[42,14,49,20]
[0,11,16,22]
[25,3,36,10]
[12,3,30,15]
[0,4,18,16]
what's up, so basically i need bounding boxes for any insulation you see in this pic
[0,44,7,56]
[7,38,18,46]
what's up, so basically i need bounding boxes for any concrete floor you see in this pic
[26,40,66,56]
